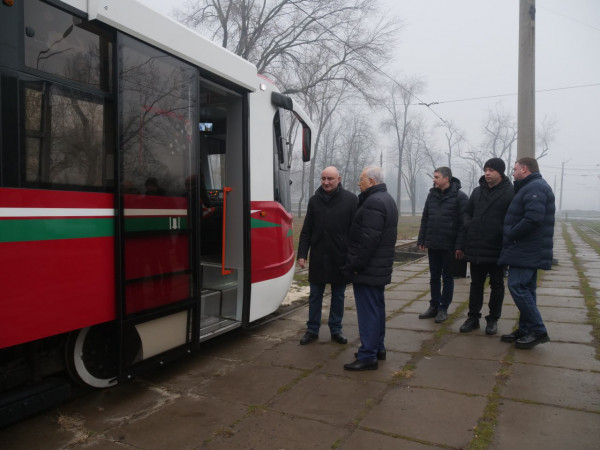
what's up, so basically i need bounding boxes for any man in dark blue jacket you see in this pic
[460,158,514,335]
[343,166,398,371]
[498,157,555,349]
[417,167,468,323]
[297,166,358,345]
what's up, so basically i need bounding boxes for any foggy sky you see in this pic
[380,0,600,211]
[140,0,600,211]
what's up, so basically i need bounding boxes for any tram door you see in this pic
[118,33,246,363]
[197,80,245,340]
[118,33,246,360]
[118,35,199,359]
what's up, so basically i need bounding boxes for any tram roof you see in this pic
[59,0,258,92]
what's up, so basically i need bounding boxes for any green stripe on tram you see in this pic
[251,217,282,229]
[0,218,114,243]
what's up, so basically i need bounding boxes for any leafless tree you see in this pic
[402,118,430,215]
[438,119,463,169]
[298,76,348,204]
[174,0,400,97]
[461,103,517,176]
[536,115,557,160]
[338,112,377,195]
[380,76,424,214]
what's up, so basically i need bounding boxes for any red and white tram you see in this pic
[0,0,312,424]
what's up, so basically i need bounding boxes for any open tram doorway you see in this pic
[197,80,246,340]
[116,31,248,375]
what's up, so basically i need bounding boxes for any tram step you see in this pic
[0,377,71,428]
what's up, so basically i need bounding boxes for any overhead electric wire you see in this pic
[292,2,599,155]
[436,83,600,105]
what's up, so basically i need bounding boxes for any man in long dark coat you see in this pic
[297,166,357,345]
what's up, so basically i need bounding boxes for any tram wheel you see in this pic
[65,323,120,388]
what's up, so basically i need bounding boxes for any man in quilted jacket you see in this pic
[498,157,555,349]
[417,167,468,323]
[343,167,398,371]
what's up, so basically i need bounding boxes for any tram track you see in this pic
[571,220,600,254]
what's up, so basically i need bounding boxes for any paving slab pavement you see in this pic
[1,223,599,449]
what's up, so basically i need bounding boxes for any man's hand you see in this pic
[455,250,464,260]
[418,245,426,252]
[297,258,307,269]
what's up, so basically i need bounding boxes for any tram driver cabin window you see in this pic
[20,0,114,190]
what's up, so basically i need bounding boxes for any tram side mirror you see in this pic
[302,126,311,162]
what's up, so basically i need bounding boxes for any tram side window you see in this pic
[24,0,113,92]
[22,82,113,188]
[11,0,116,190]
[119,35,197,195]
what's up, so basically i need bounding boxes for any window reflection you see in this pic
[23,83,112,187]
[120,35,196,195]
[24,0,112,92]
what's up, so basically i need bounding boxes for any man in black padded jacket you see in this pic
[343,166,398,371]
[297,166,357,346]
[459,158,514,336]
[417,167,468,323]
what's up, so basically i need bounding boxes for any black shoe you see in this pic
[300,331,318,345]
[515,332,550,349]
[354,350,386,361]
[419,306,438,319]
[500,329,526,343]
[485,319,498,335]
[331,333,347,344]
[434,310,448,323]
[460,317,480,333]
[344,358,378,371]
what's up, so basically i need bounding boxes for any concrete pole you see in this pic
[517,0,536,159]
[560,160,565,210]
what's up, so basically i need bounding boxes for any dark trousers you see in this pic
[468,262,505,321]
[353,283,386,360]
[507,267,547,334]
[427,249,454,311]
[306,283,346,335]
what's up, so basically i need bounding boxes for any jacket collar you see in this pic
[514,172,542,192]
[358,183,387,205]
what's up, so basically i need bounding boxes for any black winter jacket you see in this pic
[498,172,555,270]
[297,184,358,284]
[345,183,398,286]
[464,175,514,265]
[417,177,468,251]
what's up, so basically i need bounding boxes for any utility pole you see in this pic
[517,0,536,159]
[559,159,571,211]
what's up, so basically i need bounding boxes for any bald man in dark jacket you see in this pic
[297,166,357,346]
[343,166,398,371]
